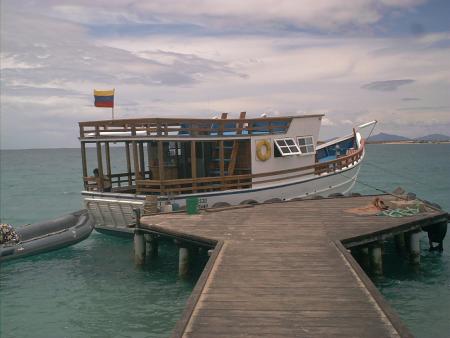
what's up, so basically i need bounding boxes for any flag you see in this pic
[94,89,114,108]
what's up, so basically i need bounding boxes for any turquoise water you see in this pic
[0,149,205,338]
[1,144,449,337]
[354,144,450,338]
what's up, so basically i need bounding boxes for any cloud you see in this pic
[9,0,428,33]
[1,0,450,148]
[361,79,415,91]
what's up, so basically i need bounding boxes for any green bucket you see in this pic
[186,197,199,215]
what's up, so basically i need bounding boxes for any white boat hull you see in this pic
[82,153,362,231]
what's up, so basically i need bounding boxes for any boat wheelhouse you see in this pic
[78,113,375,231]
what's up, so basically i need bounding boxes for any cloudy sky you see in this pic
[1,0,449,149]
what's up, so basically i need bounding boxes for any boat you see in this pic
[77,112,376,233]
[0,210,94,262]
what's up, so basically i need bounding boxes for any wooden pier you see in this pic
[139,195,448,337]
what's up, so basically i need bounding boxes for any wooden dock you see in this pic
[139,195,448,337]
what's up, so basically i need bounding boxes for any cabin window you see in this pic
[274,138,301,157]
[297,136,315,154]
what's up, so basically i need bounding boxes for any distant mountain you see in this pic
[414,134,450,142]
[367,133,411,142]
[367,132,450,143]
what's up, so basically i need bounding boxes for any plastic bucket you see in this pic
[186,197,199,215]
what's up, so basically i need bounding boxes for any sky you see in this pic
[1,0,449,149]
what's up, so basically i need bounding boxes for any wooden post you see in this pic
[179,246,190,278]
[219,140,224,176]
[96,141,104,190]
[131,127,141,182]
[191,141,197,192]
[409,231,421,265]
[105,142,111,178]
[147,142,152,178]
[139,142,145,179]
[81,142,88,179]
[369,242,383,276]
[125,142,132,186]
[132,141,140,181]
[157,141,165,195]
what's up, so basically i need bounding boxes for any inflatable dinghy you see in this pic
[1,209,94,262]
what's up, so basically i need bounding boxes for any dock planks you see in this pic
[141,195,448,337]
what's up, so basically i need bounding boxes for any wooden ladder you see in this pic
[228,111,246,175]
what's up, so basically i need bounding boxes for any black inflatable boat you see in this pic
[0,209,94,262]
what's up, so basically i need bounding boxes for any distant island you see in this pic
[367,133,450,144]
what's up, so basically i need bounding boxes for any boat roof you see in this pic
[78,114,324,142]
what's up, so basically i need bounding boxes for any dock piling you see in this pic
[134,230,146,265]
[408,231,422,265]
[369,242,383,275]
[133,209,146,265]
[178,246,190,278]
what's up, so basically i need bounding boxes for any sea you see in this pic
[1,144,449,338]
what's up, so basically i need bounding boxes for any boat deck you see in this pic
[140,195,448,337]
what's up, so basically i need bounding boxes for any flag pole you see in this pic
[112,88,115,120]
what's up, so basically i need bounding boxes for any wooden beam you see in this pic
[125,141,132,186]
[132,141,140,180]
[158,141,164,181]
[191,141,197,192]
[219,140,225,177]
[131,126,141,181]
[105,142,112,178]
[228,112,246,176]
[96,141,104,190]
[81,142,88,178]
[139,142,145,179]
[147,142,152,178]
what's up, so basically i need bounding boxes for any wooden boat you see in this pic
[0,210,94,262]
[78,113,376,232]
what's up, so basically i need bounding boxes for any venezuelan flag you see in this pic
[94,89,114,108]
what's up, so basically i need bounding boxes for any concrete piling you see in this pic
[179,246,190,278]
[133,208,146,265]
[409,231,421,265]
[369,243,383,276]
[134,230,146,265]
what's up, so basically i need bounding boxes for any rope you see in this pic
[379,207,420,218]
[337,171,445,213]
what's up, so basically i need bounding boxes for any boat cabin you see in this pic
[78,113,362,199]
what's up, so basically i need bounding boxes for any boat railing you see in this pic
[136,144,364,195]
[83,171,151,191]
[79,117,292,139]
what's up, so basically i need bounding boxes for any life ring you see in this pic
[256,140,271,161]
